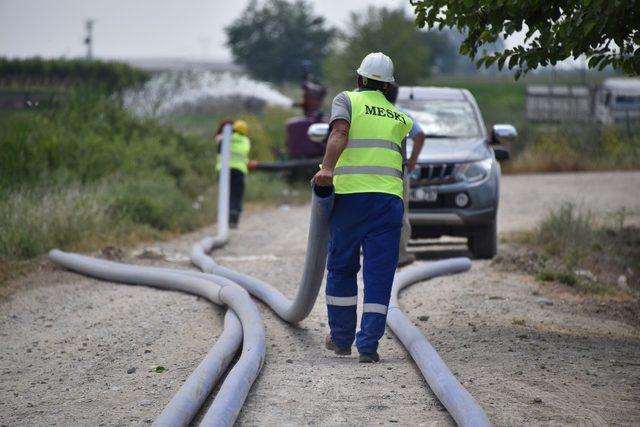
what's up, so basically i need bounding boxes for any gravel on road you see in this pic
[1,171,639,426]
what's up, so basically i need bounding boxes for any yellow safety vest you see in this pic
[216,132,251,175]
[334,90,412,198]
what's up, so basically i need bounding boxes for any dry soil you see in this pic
[1,171,639,426]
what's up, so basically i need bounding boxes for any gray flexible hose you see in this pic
[193,183,491,425]
[387,258,492,427]
[61,256,246,427]
[48,250,265,427]
[205,123,232,251]
[48,124,256,426]
[154,310,242,427]
[192,185,334,323]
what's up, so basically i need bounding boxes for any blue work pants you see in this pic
[326,192,403,354]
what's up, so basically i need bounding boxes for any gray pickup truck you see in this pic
[397,86,515,259]
[306,86,515,259]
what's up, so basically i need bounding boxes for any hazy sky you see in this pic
[0,0,414,61]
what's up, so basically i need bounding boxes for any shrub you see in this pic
[109,176,193,230]
[507,125,640,173]
[517,203,639,293]
[536,203,596,266]
[0,91,211,194]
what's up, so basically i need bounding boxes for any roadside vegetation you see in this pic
[1,92,209,261]
[504,203,639,294]
[0,59,308,277]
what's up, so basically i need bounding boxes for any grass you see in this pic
[507,125,640,173]
[0,93,212,193]
[0,86,309,276]
[0,177,208,260]
[515,203,639,294]
[1,182,112,260]
[0,89,213,264]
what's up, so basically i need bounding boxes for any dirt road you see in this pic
[1,171,639,426]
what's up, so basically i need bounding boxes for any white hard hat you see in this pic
[356,52,394,83]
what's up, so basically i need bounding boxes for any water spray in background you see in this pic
[124,70,293,117]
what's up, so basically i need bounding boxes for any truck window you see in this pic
[399,100,481,138]
[615,96,639,107]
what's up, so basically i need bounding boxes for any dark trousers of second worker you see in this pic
[326,192,403,354]
[229,168,245,225]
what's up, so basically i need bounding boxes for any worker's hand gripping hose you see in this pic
[47,250,265,427]
[192,185,334,323]
[387,258,492,427]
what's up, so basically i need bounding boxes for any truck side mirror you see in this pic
[307,123,329,143]
[491,124,517,145]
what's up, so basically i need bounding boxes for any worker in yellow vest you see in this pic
[216,119,251,228]
[312,52,413,363]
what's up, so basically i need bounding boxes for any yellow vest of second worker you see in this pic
[334,90,412,198]
[217,132,251,175]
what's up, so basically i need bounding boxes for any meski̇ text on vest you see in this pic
[364,105,407,124]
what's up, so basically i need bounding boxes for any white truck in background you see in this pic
[525,77,640,125]
[594,78,640,124]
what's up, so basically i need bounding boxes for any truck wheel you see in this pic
[468,220,497,259]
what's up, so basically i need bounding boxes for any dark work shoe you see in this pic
[358,351,380,363]
[325,334,351,356]
[229,222,238,229]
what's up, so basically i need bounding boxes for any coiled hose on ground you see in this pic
[49,117,491,425]
[192,184,334,323]
[49,123,264,427]
[193,184,492,425]
[47,250,264,427]
[388,258,492,427]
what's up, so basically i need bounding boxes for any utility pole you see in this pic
[84,19,94,60]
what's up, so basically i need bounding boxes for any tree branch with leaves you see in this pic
[410,0,640,78]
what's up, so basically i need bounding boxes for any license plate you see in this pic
[410,187,438,202]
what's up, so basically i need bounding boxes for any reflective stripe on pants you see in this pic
[326,295,357,306]
[363,303,388,315]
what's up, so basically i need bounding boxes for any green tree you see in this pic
[421,31,458,74]
[323,7,431,88]
[411,0,640,78]
[225,0,334,83]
